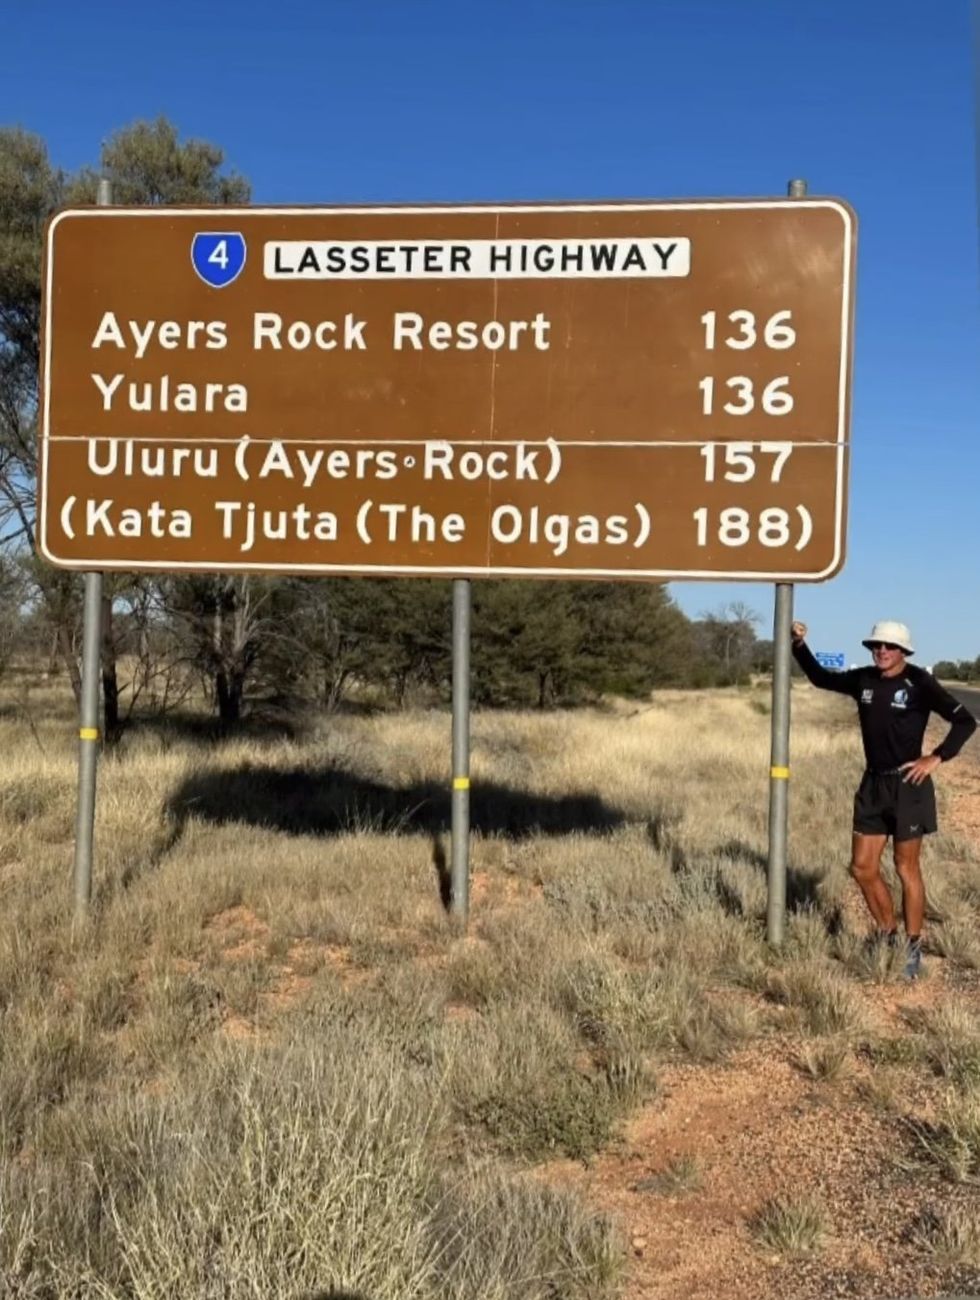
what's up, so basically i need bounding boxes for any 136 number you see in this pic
[698,376,794,416]
[701,309,796,350]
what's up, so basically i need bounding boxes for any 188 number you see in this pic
[693,506,813,550]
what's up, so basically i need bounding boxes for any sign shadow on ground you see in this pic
[159,764,626,909]
[645,815,842,931]
[716,837,843,931]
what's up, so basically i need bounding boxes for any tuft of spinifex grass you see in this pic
[928,918,980,969]
[796,1037,851,1082]
[750,1194,827,1257]
[634,1154,703,1196]
[911,1204,980,1268]
[765,961,867,1037]
[903,1001,980,1088]
[447,1001,626,1162]
[909,1091,980,1185]
[1,1013,624,1300]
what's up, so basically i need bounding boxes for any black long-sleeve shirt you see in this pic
[793,642,977,772]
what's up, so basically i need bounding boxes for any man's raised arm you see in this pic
[791,621,861,696]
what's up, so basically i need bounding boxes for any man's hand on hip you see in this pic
[900,755,942,785]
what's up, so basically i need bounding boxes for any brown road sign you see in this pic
[38,199,856,580]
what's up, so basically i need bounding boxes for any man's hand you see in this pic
[900,755,942,785]
[791,621,807,645]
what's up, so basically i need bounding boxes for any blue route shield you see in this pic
[191,232,247,288]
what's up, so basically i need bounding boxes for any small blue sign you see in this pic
[191,232,247,288]
[815,651,846,670]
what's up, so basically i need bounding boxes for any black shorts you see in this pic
[853,770,937,841]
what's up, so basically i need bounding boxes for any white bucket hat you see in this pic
[862,621,915,654]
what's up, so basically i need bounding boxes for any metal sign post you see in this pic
[766,177,808,948]
[72,176,111,921]
[767,580,794,946]
[450,579,471,926]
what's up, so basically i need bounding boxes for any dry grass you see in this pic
[764,962,868,1036]
[750,1194,827,1257]
[857,1066,905,1113]
[796,1036,852,1081]
[904,1000,980,1087]
[634,1155,703,1196]
[928,916,980,968]
[0,670,978,1295]
[909,1090,980,1184]
[912,1204,980,1268]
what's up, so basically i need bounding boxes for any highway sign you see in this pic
[38,199,856,580]
[814,651,847,670]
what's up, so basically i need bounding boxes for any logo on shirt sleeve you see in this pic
[891,688,909,710]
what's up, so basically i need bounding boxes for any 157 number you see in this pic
[700,442,793,483]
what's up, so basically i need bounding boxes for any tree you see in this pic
[748,637,774,674]
[164,575,278,726]
[0,119,249,733]
[0,129,89,702]
[0,129,69,553]
[468,580,695,706]
[356,580,451,707]
[270,579,374,712]
[932,658,979,683]
[98,118,249,207]
[695,602,762,685]
[0,555,29,675]
[471,582,578,707]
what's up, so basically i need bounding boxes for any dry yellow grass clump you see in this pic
[1,670,979,1299]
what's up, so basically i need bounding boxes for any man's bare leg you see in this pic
[893,837,925,937]
[850,833,896,932]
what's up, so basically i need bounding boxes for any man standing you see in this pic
[791,620,976,979]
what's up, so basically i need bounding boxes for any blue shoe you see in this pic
[903,939,923,981]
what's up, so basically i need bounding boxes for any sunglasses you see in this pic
[868,642,902,652]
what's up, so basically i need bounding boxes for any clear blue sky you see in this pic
[8,0,978,664]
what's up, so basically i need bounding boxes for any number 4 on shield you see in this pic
[191,232,247,288]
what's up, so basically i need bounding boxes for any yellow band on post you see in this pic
[79,728,99,741]
[453,777,470,790]
[770,766,790,779]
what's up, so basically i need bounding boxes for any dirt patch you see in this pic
[543,1034,977,1299]
[204,904,269,962]
[540,739,980,1299]
[542,1043,896,1298]
[204,904,268,937]
[222,1014,260,1041]
[470,868,538,908]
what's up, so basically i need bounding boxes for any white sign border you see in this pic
[40,199,854,583]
